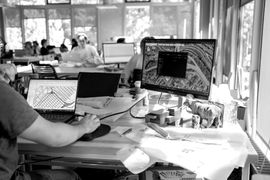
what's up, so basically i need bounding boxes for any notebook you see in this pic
[27,79,78,123]
[76,72,121,98]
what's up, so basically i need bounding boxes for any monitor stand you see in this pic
[177,94,194,108]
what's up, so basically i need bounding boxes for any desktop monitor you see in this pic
[141,39,216,100]
[102,43,135,64]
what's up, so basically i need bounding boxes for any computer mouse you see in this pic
[78,124,111,141]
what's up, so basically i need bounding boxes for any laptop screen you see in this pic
[77,72,121,98]
[27,79,78,111]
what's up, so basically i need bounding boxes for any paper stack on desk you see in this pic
[120,126,248,180]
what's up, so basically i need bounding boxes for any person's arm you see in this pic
[88,46,103,65]
[19,114,100,147]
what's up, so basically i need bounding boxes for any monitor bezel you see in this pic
[141,38,216,100]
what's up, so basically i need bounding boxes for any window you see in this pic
[5,8,22,49]
[21,0,45,5]
[47,0,71,4]
[73,7,97,46]
[151,6,178,37]
[24,9,46,45]
[237,1,254,99]
[4,1,197,51]
[72,0,101,4]
[150,3,192,39]
[125,5,150,47]
[48,8,71,46]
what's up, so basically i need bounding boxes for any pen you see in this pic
[122,128,132,135]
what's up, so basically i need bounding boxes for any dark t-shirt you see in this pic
[0,81,38,179]
[40,47,49,55]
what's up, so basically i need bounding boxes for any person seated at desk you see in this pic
[40,39,52,56]
[0,64,100,180]
[68,33,102,66]
[32,41,40,56]
[71,38,78,50]
[124,36,154,86]
[24,41,34,56]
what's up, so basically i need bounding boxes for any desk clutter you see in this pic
[145,96,224,129]
[114,122,249,180]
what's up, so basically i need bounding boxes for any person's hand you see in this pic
[78,114,100,134]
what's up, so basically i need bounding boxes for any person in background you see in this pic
[0,63,101,180]
[40,39,49,55]
[24,41,34,56]
[60,43,69,53]
[124,36,154,86]
[71,38,78,50]
[70,33,102,66]
[32,41,40,56]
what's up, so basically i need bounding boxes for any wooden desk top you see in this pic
[18,65,122,77]
[18,95,258,174]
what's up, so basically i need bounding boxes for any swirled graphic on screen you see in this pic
[141,39,215,99]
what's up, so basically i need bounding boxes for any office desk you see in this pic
[3,56,41,65]
[18,99,257,180]
[18,65,122,78]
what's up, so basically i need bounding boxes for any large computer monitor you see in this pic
[102,43,135,64]
[141,39,216,100]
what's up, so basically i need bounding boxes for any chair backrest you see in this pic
[31,63,58,79]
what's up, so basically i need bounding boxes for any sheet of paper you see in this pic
[112,126,132,135]
[124,126,248,180]
[116,146,153,174]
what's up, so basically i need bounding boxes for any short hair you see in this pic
[76,33,88,41]
[41,39,47,46]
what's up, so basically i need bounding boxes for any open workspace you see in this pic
[0,0,270,180]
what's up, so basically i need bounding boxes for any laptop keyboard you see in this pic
[41,113,74,123]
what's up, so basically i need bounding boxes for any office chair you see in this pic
[31,63,73,79]
[31,63,58,79]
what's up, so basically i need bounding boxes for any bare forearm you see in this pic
[44,122,87,147]
[20,116,87,147]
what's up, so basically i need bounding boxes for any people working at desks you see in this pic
[61,33,102,66]
[0,64,101,180]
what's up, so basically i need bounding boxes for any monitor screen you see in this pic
[102,43,135,64]
[27,79,78,111]
[141,39,216,100]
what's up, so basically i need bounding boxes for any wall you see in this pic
[257,0,270,143]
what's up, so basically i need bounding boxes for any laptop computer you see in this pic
[77,72,121,98]
[27,79,78,123]
[76,72,121,141]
